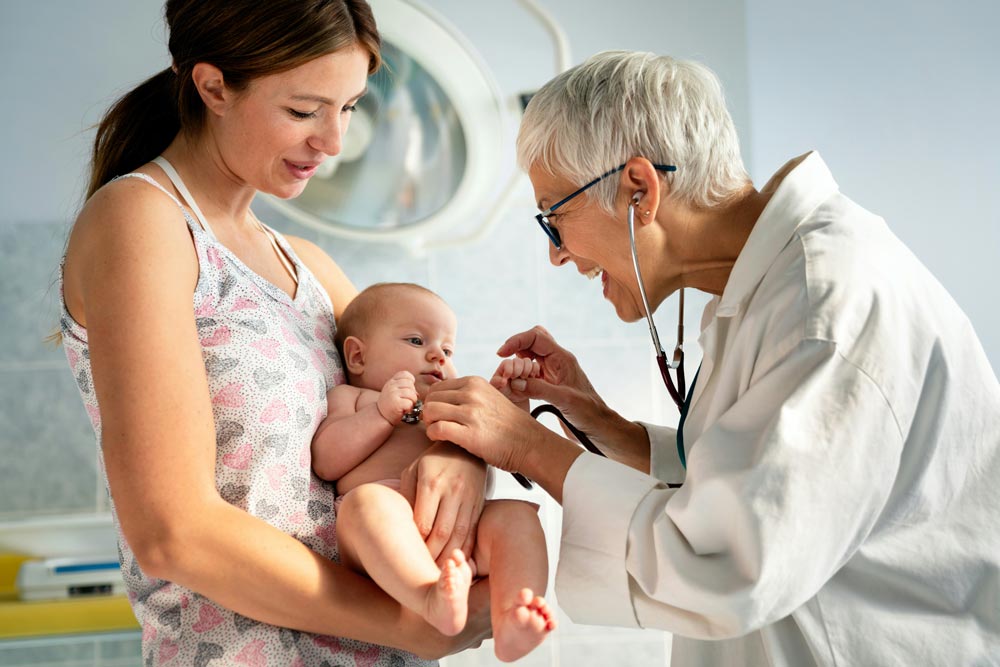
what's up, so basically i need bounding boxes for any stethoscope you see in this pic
[628,194,687,411]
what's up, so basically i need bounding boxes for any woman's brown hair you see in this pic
[85,0,381,199]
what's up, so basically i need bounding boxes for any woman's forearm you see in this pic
[588,407,652,473]
[136,497,462,658]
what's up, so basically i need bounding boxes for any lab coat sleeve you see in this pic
[559,339,904,637]
[556,452,665,627]
[639,421,685,485]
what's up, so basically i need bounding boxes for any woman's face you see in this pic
[218,45,371,199]
[529,164,648,323]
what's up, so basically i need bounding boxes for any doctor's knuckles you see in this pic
[423,377,583,503]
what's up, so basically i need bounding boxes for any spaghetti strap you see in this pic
[114,173,191,220]
[152,156,218,241]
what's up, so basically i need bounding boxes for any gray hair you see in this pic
[517,50,750,212]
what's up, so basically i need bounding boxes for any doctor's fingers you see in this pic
[424,399,537,468]
[496,325,563,359]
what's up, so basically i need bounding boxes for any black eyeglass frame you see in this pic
[535,162,677,249]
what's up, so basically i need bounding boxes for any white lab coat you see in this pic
[556,152,1000,666]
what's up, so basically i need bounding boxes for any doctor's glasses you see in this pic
[534,162,676,250]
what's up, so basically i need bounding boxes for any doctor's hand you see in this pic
[497,326,613,437]
[423,376,584,503]
[497,326,650,470]
[423,376,545,473]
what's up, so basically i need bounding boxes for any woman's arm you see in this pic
[72,185,486,658]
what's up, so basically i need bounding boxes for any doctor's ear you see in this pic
[341,336,367,375]
[621,157,663,220]
[631,192,654,220]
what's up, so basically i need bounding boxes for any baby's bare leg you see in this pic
[336,483,472,636]
[473,500,556,662]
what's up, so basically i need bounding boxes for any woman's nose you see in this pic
[309,117,344,156]
[549,242,571,267]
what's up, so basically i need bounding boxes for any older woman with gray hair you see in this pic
[424,50,1000,665]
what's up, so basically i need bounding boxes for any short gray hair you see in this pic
[517,50,750,212]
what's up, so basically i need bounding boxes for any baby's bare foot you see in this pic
[494,588,557,662]
[424,549,472,636]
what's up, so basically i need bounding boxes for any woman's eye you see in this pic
[342,104,358,113]
[288,108,318,120]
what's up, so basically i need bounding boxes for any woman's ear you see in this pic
[621,157,665,225]
[191,62,231,117]
[342,336,367,376]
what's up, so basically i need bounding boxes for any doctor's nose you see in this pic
[549,242,571,267]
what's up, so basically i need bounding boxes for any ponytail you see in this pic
[86,68,180,199]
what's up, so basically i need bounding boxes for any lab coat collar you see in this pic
[716,151,840,317]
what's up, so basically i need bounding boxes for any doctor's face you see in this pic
[529,164,649,323]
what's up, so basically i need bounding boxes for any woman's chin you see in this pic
[607,294,645,323]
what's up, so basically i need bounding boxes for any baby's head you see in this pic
[335,283,458,397]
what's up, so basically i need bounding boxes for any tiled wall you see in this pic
[0,186,699,665]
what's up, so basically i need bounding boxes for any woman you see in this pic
[60,0,490,664]
[423,51,1000,665]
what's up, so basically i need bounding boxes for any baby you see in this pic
[311,282,555,662]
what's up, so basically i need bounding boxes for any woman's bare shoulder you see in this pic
[64,171,198,324]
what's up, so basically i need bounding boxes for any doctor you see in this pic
[423,50,1000,665]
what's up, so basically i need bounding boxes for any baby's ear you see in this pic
[341,336,366,375]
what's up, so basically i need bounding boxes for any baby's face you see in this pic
[359,291,458,398]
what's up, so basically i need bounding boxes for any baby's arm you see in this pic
[312,371,418,481]
[490,358,541,412]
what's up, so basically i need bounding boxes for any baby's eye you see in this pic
[406,337,423,346]
[443,349,453,357]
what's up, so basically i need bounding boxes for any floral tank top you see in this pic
[59,171,432,667]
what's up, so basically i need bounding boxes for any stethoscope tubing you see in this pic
[628,201,686,409]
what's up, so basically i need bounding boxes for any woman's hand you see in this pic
[399,441,488,564]
[414,578,492,659]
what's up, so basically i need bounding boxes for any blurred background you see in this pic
[0,0,997,665]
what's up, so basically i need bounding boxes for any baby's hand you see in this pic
[490,357,541,410]
[377,371,418,424]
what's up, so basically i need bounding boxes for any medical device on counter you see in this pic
[15,556,125,601]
